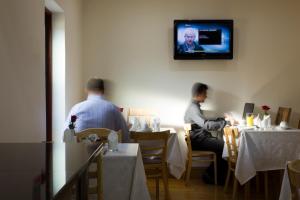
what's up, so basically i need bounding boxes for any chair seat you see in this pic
[191,150,216,157]
[143,157,162,164]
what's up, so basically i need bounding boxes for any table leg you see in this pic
[264,172,269,200]
[245,181,250,200]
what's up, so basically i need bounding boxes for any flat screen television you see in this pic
[174,20,233,60]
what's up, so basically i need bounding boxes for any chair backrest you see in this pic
[242,103,255,119]
[127,108,155,126]
[183,124,192,159]
[275,107,292,125]
[298,119,300,129]
[287,160,300,200]
[223,127,239,170]
[130,131,170,166]
[76,128,122,143]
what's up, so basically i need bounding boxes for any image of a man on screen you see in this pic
[178,28,203,53]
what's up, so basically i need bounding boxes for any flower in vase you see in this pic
[69,115,77,130]
[261,105,270,115]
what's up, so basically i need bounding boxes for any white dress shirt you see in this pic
[65,94,129,142]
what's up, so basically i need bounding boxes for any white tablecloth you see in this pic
[103,143,150,200]
[222,128,300,185]
[279,166,291,200]
[163,128,188,179]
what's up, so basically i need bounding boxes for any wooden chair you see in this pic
[77,130,111,200]
[61,142,105,200]
[223,127,239,198]
[275,107,292,125]
[287,160,300,200]
[298,119,300,129]
[183,124,217,186]
[131,130,170,200]
[88,143,105,200]
[77,128,122,143]
[223,127,269,200]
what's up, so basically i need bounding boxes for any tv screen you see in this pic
[174,20,233,60]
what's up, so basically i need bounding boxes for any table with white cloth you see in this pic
[103,143,151,200]
[279,165,292,200]
[222,128,300,185]
[160,128,188,179]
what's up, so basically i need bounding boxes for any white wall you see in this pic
[82,0,300,128]
[0,0,46,142]
[0,0,83,142]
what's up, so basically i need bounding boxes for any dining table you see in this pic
[222,126,300,198]
[160,128,188,179]
[102,143,150,200]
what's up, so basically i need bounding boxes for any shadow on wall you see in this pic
[202,89,244,120]
[251,63,300,128]
[102,78,115,100]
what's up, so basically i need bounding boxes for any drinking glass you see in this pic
[246,113,254,127]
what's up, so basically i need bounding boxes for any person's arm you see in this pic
[189,105,226,131]
[113,107,129,142]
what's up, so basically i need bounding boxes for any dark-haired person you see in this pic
[65,78,129,142]
[184,83,229,185]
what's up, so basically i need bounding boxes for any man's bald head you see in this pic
[86,78,104,94]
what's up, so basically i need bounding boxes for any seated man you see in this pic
[184,82,229,185]
[65,78,129,142]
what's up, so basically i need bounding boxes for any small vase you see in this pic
[63,129,76,143]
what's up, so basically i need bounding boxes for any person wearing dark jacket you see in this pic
[184,82,229,185]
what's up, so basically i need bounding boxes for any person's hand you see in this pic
[128,123,132,129]
[224,113,231,121]
[224,113,239,126]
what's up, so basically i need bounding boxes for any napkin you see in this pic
[139,118,152,132]
[152,117,160,132]
[254,114,261,127]
[129,117,141,132]
[261,115,271,128]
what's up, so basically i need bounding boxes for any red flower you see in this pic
[261,105,270,111]
[71,115,77,123]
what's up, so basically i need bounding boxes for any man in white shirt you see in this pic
[65,78,129,142]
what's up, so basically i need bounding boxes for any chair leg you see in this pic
[233,177,238,200]
[224,168,231,192]
[162,164,170,200]
[185,158,192,186]
[264,172,268,200]
[213,155,217,185]
[156,178,159,200]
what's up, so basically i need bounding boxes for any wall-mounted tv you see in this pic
[174,20,233,60]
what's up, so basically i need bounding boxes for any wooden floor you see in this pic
[146,169,282,200]
[147,178,270,200]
